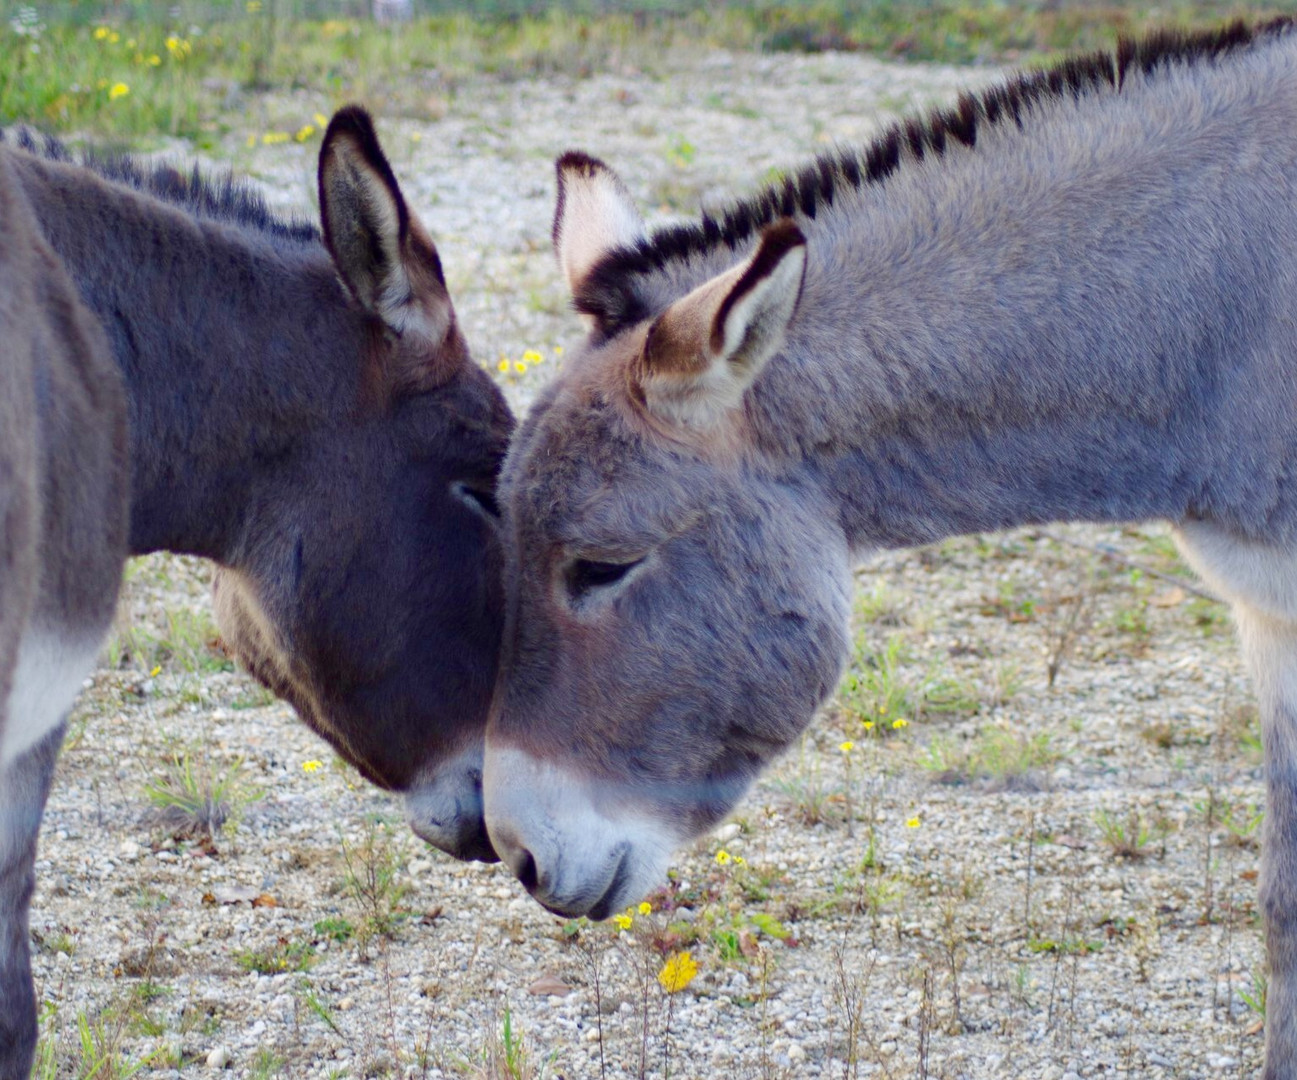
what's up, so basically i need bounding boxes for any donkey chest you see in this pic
[0,628,101,767]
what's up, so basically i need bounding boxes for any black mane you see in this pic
[0,126,319,244]
[576,17,1294,333]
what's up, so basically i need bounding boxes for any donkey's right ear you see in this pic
[553,151,646,297]
[319,106,455,362]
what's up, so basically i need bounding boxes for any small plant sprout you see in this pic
[143,749,258,842]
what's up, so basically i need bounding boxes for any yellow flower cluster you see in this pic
[302,760,323,774]
[496,347,558,377]
[714,849,746,867]
[657,951,698,994]
[108,82,130,101]
[165,36,193,59]
[93,27,121,44]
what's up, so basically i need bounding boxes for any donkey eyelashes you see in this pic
[564,556,645,605]
[452,480,501,520]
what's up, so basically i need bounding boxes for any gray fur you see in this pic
[487,23,1297,1076]
[0,110,510,1078]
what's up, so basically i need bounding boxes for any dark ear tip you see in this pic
[760,218,808,255]
[555,150,611,186]
[323,105,377,147]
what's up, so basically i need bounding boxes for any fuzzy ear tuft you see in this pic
[319,106,454,357]
[552,151,646,298]
[638,220,807,429]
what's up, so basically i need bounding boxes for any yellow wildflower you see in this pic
[108,82,130,101]
[839,740,855,753]
[149,665,161,678]
[497,358,510,373]
[734,855,747,866]
[611,912,632,931]
[108,31,120,43]
[715,850,731,866]
[314,112,329,128]
[638,901,652,916]
[93,26,109,40]
[513,361,527,374]
[261,132,290,145]
[862,720,874,731]
[302,760,323,773]
[521,349,544,365]
[892,717,909,730]
[554,345,565,355]
[147,54,161,66]
[906,816,921,828]
[658,951,698,994]
[295,124,316,143]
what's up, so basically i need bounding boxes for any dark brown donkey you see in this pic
[486,21,1297,1076]
[0,108,510,1077]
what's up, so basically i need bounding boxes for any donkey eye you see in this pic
[452,481,500,519]
[566,558,642,602]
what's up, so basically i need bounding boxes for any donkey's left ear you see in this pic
[553,151,646,297]
[319,107,456,364]
[636,220,807,429]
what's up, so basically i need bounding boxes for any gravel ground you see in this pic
[32,45,1268,1079]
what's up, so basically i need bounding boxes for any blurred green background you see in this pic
[2,1,1293,141]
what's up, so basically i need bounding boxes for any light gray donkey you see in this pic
[0,108,512,1077]
[482,19,1297,1075]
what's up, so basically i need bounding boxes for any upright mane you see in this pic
[0,125,318,244]
[575,16,1295,332]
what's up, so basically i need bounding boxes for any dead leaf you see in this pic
[251,893,278,908]
[1150,586,1187,608]
[527,974,572,997]
[1242,869,1259,882]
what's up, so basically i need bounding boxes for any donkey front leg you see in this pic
[0,723,62,1080]
[1235,607,1297,1078]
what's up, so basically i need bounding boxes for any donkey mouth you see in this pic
[536,842,631,921]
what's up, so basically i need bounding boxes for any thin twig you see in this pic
[1035,527,1220,600]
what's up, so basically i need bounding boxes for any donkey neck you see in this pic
[9,150,368,560]
[738,46,1297,553]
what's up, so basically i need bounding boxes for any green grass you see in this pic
[9,4,1297,143]
[143,748,260,841]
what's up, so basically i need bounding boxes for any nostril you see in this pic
[516,848,538,894]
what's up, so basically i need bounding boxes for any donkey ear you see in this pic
[318,106,454,353]
[637,220,807,429]
[553,151,646,296]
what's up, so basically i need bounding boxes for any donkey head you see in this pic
[212,109,512,862]
[483,154,851,917]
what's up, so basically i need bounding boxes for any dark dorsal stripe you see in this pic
[0,125,318,244]
[576,16,1294,334]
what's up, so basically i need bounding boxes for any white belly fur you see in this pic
[1,629,101,767]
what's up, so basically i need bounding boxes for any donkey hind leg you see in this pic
[0,722,63,1080]
[1233,609,1297,1080]
[1174,523,1297,1078]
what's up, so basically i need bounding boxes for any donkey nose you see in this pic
[404,750,499,863]
[490,825,543,896]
